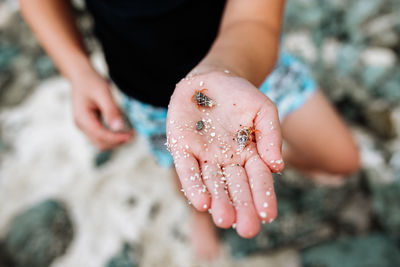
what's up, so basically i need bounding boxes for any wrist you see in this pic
[191,58,242,78]
[62,52,96,84]
[67,63,100,87]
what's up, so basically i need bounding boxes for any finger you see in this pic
[96,89,126,131]
[254,103,284,173]
[224,164,260,238]
[245,154,277,223]
[172,151,211,211]
[200,160,235,228]
[79,109,133,147]
[86,110,133,143]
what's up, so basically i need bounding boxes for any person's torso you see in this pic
[85,0,226,107]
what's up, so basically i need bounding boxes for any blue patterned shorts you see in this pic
[120,50,317,167]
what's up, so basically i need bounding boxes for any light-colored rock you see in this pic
[0,1,18,29]
[363,13,400,46]
[284,31,318,63]
[363,99,396,139]
[363,13,398,36]
[322,38,340,67]
[339,193,371,234]
[352,127,394,184]
[392,107,400,138]
[361,47,396,67]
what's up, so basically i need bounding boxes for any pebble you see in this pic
[196,120,204,131]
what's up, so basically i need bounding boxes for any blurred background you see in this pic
[1,0,400,266]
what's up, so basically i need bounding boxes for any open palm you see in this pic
[167,71,284,238]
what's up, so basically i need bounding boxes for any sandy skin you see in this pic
[167,71,284,239]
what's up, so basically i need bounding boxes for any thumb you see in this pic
[97,90,125,132]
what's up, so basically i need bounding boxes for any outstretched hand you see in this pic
[167,71,284,238]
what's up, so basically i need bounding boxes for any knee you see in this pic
[323,145,361,176]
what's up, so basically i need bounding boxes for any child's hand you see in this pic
[70,69,133,150]
[167,71,284,238]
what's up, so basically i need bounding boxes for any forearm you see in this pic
[19,0,93,82]
[199,22,280,86]
[196,0,285,87]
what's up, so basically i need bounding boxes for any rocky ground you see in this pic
[1,0,400,266]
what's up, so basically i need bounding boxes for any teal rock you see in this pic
[301,234,400,267]
[378,71,400,103]
[34,55,57,79]
[283,0,324,28]
[106,243,140,267]
[0,139,8,154]
[3,199,74,267]
[94,150,114,167]
[336,44,364,76]
[367,171,400,238]
[0,43,19,71]
[346,0,383,28]
[360,66,390,90]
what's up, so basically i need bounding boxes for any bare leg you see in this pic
[171,169,221,260]
[281,90,360,177]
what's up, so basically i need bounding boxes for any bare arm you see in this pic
[19,0,133,150]
[19,0,92,81]
[196,0,285,86]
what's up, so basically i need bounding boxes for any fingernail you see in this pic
[110,119,124,131]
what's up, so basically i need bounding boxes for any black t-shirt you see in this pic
[85,0,226,107]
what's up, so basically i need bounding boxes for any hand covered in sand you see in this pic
[167,71,284,238]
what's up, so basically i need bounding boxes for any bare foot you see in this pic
[189,209,221,261]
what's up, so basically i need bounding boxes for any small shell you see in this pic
[195,91,215,108]
[236,127,254,151]
[196,120,204,131]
